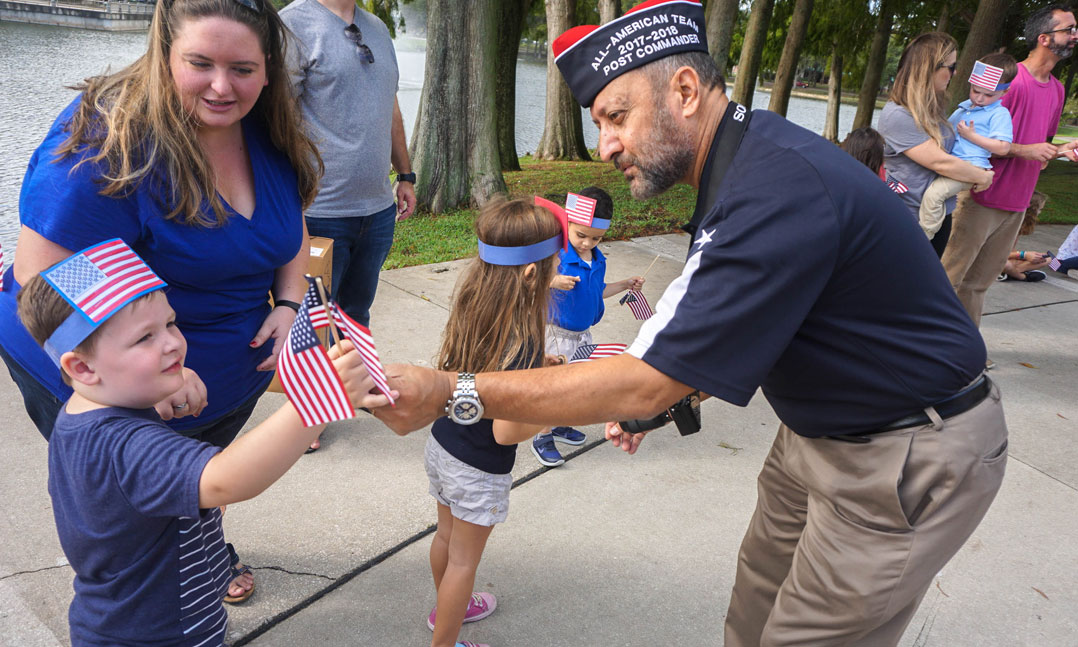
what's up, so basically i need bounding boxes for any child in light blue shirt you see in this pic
[919,52,1016,239]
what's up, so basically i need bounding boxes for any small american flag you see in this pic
[887,178,909,194]
[1049,256,1061,271]
[565,192,598,226]
[969,61,1004,90]
[620,289,654,320]
[330,304,396,406]
[569,343,627,363]
[42,238,164,323]
[278,280,355,427]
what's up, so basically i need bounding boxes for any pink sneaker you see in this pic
[427,592,497,631]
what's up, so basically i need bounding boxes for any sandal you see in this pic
[223,543,256,604]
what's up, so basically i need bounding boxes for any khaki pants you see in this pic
[725,383,1007,647]
[919,175,972,240]
[940,192,1024,327]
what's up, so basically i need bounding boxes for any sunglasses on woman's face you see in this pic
[938,62,957,74]
[345,24,375,64]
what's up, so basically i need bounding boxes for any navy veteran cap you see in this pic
[553,0,707,108]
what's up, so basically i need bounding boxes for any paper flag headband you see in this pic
[477,196,569,266]
[969,61,1009,92]
[41,239,166,366]
[565,192,610,230]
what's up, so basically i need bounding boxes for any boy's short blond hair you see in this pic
[17,273,154,384]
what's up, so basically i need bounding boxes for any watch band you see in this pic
[274,299,301,312]
[396,171,417,184]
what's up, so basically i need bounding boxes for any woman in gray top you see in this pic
[879,32,994,258]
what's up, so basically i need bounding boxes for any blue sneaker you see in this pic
[531,433,565,467]
[550,426,586,445]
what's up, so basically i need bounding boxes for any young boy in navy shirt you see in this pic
[532,187,644,467]
[17,241,386,646]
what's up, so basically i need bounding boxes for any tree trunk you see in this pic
[495,0,535,172]
[732,0,775,107]
[535,0,591,161]
[598,0,621,24]
[823,47,842,142]
[946,0,1008,111]
[768,0,814,116]
[705,0,739,76]
[936,0,950,33]
[851,0,894,130]
[409,0,506,213]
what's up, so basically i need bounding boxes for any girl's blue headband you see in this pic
[477,197,569,266]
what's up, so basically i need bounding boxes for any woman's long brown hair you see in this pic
[438,198,562,374]
[888,32,958,149]
[56,0,322,227]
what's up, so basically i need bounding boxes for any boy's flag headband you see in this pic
[42,239,166,366]
[969,61,1009,91]
[553,0,707,107]
[477,196,569,266]
[565,192,610,230]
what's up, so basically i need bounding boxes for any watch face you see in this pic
[453,400,480,422]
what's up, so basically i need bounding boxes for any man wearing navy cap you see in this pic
[374,1,1007,644]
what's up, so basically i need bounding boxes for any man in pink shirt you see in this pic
[942,4,1078,334]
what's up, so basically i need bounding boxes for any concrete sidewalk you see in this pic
[2,227,1077,647]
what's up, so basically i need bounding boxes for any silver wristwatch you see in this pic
[445,372,484,425]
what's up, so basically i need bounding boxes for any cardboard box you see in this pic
[267,236,334,394]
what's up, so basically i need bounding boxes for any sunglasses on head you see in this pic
[345,24,375,64]
[230,0,262,13]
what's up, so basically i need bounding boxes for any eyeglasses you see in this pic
[938,62,957,74]
[344,24,375,64]
[230,0,262,13]
[1043,25,1078,35]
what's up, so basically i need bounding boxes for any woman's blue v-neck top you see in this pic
[0,96,303,430]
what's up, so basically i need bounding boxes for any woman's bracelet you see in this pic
[274,299,301,312]
[1019,251,1026,260]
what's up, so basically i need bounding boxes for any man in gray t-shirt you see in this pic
[281,0,416,329]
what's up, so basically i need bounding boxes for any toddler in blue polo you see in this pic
[919,52,1017,239]
[532,186,644,467]
[17,240,381,646]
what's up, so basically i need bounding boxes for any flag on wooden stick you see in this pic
[620,288,653,320]
[278,280,355,426]
[330,303,396,406]
[569,343,628,363]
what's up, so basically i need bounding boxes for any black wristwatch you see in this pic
[274,299,301,312]
[396,171,416,184]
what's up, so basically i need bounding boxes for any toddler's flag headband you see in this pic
[41,239,166,366]
[553,0,707,108]
[969,61,1010,92]
[478,197,569,266]
[565,192,610,230]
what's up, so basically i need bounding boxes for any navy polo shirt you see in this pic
[627,108,986,438]
[550,245,607,332]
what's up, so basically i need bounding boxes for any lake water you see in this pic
[0,20,875,262]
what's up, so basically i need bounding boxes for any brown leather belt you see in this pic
[829,376,991,443]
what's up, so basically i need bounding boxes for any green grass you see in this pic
[1036,159,1078,224]
[385,156,696,269]
[384,154,1078,270]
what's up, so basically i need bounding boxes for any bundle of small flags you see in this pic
[620,288,653,320]
[569,343,628,363]
[278,277,394,426]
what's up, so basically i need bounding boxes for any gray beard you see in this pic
[619,106,696,200]
[1051,42,1074,59]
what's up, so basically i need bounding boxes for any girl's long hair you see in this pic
[57,0,322,227]
[438,199,562,374]
[889,32,958,149]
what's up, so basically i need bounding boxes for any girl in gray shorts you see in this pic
[423,197,566,647]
